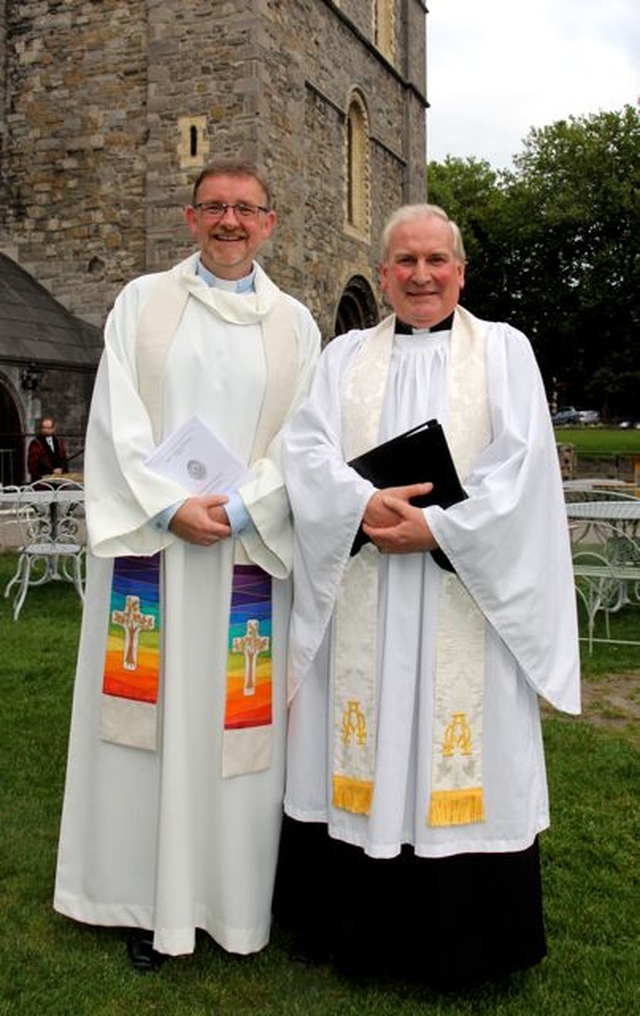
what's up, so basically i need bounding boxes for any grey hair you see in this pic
[380,203,466,262]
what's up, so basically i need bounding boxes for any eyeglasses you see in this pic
[193,201,269,220]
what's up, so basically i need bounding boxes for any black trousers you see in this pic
[274,816,547,990]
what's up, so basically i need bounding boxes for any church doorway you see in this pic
[334,275,379,336]
[0,382,24,485]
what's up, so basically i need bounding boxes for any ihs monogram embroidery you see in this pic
[442,711,473,757]
[341,699,367,746]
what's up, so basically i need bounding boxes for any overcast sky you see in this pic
[426,0,639,170]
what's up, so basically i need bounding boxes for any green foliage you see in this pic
[426,155,512,320]
[0,554,638,1015]
[425,155,501,266]
[427,106,640,418]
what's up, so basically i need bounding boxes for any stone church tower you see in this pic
[0,0,426,478]
[1,0,426,335]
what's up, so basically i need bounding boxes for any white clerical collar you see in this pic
[196,260,256,293]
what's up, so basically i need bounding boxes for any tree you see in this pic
[427,105,640,417]
[426,156,510,318]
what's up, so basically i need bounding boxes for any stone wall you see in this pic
[556,443,577,481]
[1,0,149,325]
[0,0,427,340]
[264,0,427,333]
[0,0,6,152]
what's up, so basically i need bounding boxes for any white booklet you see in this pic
[145,415,253,495]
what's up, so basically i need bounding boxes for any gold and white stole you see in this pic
[101,258,298,771]
[334,307,492,826]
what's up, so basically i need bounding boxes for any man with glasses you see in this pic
[54,159,320,969]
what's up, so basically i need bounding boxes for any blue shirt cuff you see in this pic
[151,494,253,535]
[225,492,253,534]
[152,500,183,531]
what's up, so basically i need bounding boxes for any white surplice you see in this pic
[283,312,580,860]
[54,256,320,956]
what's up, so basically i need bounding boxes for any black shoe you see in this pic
[126,930,167,972]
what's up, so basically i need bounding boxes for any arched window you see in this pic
[0,379,24,484]
[373,0,395,62]
[345,92,370,240]
[335,275,379,335]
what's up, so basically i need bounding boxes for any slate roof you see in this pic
[0,253,102,367]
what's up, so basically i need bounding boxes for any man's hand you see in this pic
[169,495,232,546]
[363,491,437,555]
[363,482,433,529]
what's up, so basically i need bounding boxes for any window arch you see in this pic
[335,275,379,335]
[0,378,24,484]
[345,91,370,240]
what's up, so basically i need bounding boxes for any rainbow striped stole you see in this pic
[100,557,274,775]
[102,554,161,704]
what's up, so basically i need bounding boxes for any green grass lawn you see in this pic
[554,427,640,457]
[1,554,638,1015]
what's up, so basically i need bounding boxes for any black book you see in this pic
[348,418,466,568]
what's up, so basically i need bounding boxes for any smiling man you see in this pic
[54,159,320,969]
[378,208,465,328]
[276,204,580,991]
[184,168,277,280]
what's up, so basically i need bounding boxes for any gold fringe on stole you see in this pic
[428,787,485,828]
[332,775,374,815]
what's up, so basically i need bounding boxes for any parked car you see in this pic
[577,409,600,425]
[551,406,580,425]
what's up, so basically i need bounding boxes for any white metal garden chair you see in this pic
[4,480,86,620]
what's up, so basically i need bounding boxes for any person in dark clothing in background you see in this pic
[27,417,69,482]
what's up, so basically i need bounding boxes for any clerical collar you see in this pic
[196,260,256,293]
[395,312,454,334]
